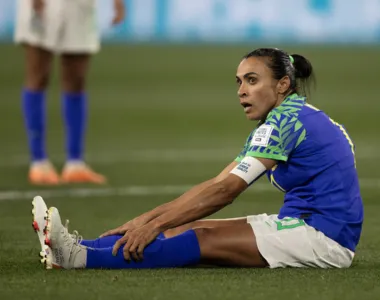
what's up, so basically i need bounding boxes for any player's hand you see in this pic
[112,223,160,261]
[32,0,44,17]
[99,217,146,237]
[112,0,126,25]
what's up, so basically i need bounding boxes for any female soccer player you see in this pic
[15,0,125,185]
[33,47,363,269]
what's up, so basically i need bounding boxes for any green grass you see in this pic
[0,44,379,300]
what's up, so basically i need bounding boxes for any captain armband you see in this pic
[230,156,266,185]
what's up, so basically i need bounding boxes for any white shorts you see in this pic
[14,0,100,54]
[247,214,355,269]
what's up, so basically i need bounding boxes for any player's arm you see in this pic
[100,162,244,237]
[151,157,275,232]
[129,163,240,221]
[149,113,304,232]
[139,161,246,217]
[112,0,126,25]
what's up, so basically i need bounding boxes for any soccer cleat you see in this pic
[61,161,106,184]
[29,160,60,185]
[44,207,87,269]
[32,196,48,252]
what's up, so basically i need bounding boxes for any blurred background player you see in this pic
[14,0,125,185]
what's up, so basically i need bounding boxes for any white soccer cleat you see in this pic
[43,207,87,270]
[32,196,48,252]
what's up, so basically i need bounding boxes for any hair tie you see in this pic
[289,55,294,64]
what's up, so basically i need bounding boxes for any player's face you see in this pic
[236,57,283,121]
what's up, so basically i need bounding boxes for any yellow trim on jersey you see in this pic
[270,165,286,193]
[329,117,356,166]
[305,103,320,111]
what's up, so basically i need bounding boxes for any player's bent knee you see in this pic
[194,226,268,267]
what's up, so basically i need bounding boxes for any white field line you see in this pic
[0,178,379,202]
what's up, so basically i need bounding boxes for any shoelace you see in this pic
[64,219,83,245]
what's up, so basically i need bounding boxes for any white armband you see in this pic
[230,156,266,185]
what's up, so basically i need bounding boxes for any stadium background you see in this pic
[0,1,379,299]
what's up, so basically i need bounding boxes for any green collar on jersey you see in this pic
[266,93,306,121]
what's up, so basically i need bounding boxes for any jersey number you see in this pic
[275,217,305,230]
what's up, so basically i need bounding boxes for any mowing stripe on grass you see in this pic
[0,178,378,202]
[0,144,377,167]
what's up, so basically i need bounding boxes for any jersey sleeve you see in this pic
[245,113,306,161]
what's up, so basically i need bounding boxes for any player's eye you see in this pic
[236,79,242,86]
[248,77,257,84]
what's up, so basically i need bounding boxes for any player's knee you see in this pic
[62,74,86,93]
[25,72,50,91]
[193,227,209,238]
[193,227,224,260]
[193,227,213,249]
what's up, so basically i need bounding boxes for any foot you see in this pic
[32,196,48,256]
[42,207,87,269]
[29,160,60,185]
[61,161,106,184]
[32,196,79,265]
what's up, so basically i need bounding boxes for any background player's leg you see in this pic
[60,54,106,184]
[22,44,59,185]
[163,217,248,238]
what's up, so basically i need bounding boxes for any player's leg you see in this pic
[43,207,267,269]
[79,218,247,248]
[84,224,267,269]
[44,209,354,270]
[80,233,169,248]
[15,0,61,185]
[58,0,105,184]
[163,217,248,238]
[80,234,123,248]
[21,45,60,185]
[22,44,52,162]
[59,54,105,184]
[79,219,243,248]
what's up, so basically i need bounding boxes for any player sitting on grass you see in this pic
[32,48,363,269]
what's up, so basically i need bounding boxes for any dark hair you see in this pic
[243,48,315,97]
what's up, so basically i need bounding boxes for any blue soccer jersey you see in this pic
[235,94,363,252]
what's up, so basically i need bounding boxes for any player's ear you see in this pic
[277,76,291,94]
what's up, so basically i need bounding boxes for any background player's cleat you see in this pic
[44,207,87,269]
[61,161,106,184]
[29,160,60,185]
[32,196,48,253]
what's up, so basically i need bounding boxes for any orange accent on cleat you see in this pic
[32,220,40,231]
[52,264,62,269]
[29,163,60,185]
[61,165,107,184]
[45,237,51,247]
